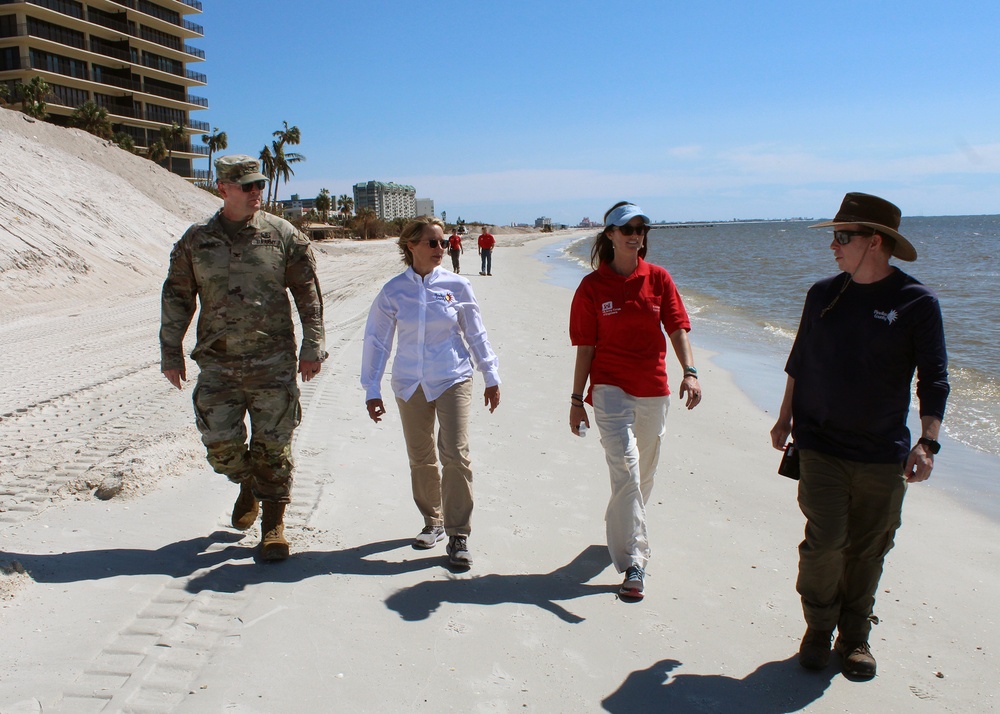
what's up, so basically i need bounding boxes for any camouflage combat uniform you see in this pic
[160,210,327,503]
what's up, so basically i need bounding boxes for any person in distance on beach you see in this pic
[477,226,496,276]
[448,227,464,273]
[770,192,949,679]
[569,201,702,600]
[160,154,327,562]
[361,216,501,569]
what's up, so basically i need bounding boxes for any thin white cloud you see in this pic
[288,142,1000,221]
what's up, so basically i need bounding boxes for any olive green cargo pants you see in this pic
[796,449,907,642]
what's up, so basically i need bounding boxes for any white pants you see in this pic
[592,385,669,573]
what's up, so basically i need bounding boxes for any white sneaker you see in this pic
[413,525,445,549]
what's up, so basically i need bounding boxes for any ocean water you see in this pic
[559,216,1000,460]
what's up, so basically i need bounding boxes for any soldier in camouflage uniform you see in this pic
[160,154,327,561]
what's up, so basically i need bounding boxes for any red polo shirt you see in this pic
[478,233,495,250]
[569,258,690,400]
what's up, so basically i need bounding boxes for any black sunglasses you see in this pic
[233,180,266,193]
[833,229,873,245]
[420,239,449,249]
[616,224,649,237]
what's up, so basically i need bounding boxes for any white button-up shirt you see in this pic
[362,267,501,402]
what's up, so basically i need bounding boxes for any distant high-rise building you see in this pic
[415,198,434,217]
[353,180,417,221]
[0,0,209,180]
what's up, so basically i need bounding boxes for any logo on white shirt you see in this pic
[873,308,898,324]
[433,291,456,304]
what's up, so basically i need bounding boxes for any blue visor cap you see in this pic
[605,204,651,228]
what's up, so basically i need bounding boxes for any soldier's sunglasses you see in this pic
[234,180,266,193]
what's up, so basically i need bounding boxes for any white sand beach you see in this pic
[1,106,998,713]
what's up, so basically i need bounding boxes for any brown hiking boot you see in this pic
[260,502,289,561]
[834,637,877,678]
[798,628,833,670]
[231,481,259,530]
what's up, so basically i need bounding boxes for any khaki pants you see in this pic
[396,380,474,536]
[591,384,669,573]
[796,449,907,641]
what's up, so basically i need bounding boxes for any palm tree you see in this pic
[16,76,50,120]
[355,207,378,240]
[269,139,305,208]
[272,120,301,149]
[201,127,228,182]
[267,122,305,207]
[112,131,136,153]
[146,139,168,163]
[337,194,354,224]
[158,122,185,173]
[71,101,113,139]
[314,189,332,222]
[259,145,276,208]
[0,84,9,106]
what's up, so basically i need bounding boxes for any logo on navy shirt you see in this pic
[873,309,898,324]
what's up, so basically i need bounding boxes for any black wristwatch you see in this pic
[917,437,941,454]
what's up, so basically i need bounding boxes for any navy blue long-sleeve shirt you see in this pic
[786,267,949,463]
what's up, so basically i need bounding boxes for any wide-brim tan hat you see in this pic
[810,192,916,261]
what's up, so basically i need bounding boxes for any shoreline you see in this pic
[534,233,1000,526]
[3,109,998,712]
[0,232,998,711]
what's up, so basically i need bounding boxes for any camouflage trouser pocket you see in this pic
[192,384,251,480]
[192,381,250,444]
[192,384,207,433]
[248,378,300,443]
[246,379,299,502]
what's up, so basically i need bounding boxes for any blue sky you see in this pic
[197,1,1000,224]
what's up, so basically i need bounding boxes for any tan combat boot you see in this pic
[231,481,259,530]
[260,501,289,561]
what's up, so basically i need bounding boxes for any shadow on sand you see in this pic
[602,656,837,713]
[0,532,441,594]
[385,544,615,623]
[1,530,252,582]
[1,536,614,623]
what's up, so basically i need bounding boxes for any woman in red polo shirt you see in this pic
[569,201,702,599]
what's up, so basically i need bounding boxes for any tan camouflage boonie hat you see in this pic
[215,154,267,184]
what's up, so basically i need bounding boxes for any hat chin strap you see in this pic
[819,236,875,319]
[849,236,875,279]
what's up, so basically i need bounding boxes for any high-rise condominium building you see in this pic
[0,0,209,180]
[353,180,416,222]
[415,197,434,218]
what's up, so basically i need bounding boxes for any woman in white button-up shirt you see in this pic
[362,216,501,568]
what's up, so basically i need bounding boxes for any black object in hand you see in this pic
[778,443,800,480]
